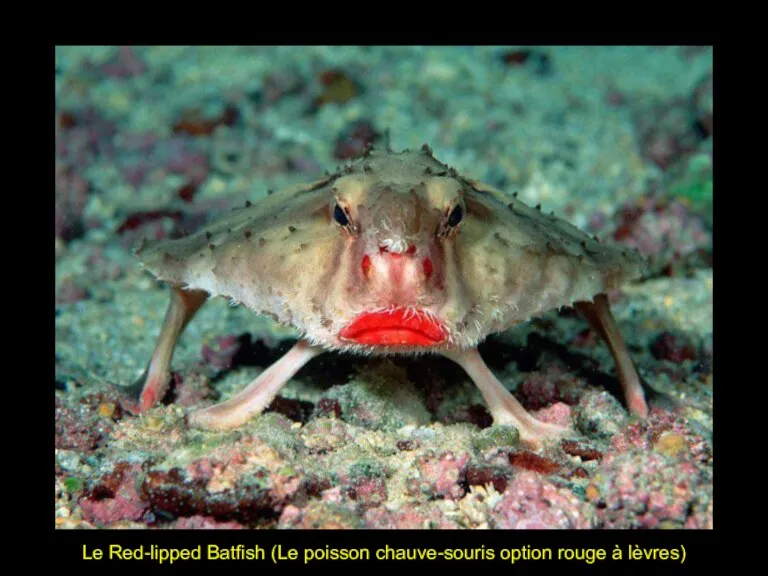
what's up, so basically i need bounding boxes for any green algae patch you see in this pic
[64,477,84,494]
[472,425,520,452]
[668,152,713,227]
[321,361,432,430]
[348,460,387,480]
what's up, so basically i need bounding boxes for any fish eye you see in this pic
[334,204,349,226]
[447,204,463,227]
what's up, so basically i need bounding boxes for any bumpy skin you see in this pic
[137,146,645,352]
[132,145,648,446]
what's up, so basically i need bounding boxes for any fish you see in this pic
[125,144,648,449]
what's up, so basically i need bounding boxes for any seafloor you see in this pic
[55,46,713,529]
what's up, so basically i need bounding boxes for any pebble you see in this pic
[655,432,688,457]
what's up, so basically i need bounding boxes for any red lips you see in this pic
[339,308,447,346]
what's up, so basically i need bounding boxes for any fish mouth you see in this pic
[339,308,447,346]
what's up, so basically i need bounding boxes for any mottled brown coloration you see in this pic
[127,146,648,448]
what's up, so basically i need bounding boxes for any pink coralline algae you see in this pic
[55,393,119,452]
[611,410,711,464]
[587,449,711,529]
[632,98,701,170]
[163,136,210,186]
[56,107,117,168]
[519,367,568,410]
[80,463,149,526]
[200,334,242,373]
[347,477,388,509]
[518,363,587,412]
[363,504,460,529]
[489,470,592,529]
[410,451,470,500]
[112,131,158,189]
[608,195,711,270]
[171,371,215,408]
[112,131,210,193]
[278,496,364,529]
[531,402,575,430]
[117,132,211,194]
